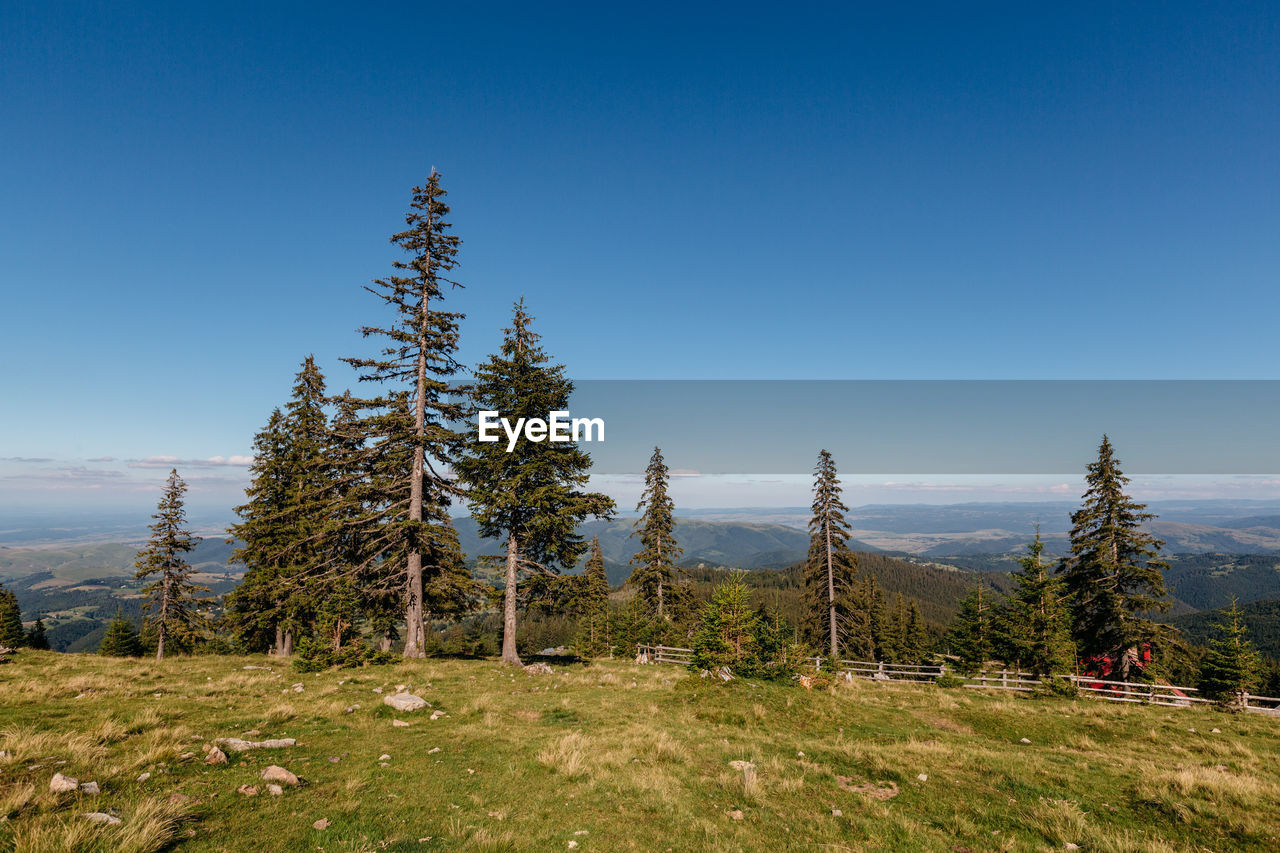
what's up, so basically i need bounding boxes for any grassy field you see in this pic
[1,652,1279,852]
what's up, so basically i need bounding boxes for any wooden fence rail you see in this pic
[634,645,1280,714]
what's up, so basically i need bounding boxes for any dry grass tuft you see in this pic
[537,732,590,780]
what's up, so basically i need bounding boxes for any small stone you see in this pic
[393,719,410,728]
[1211,728,1221,733]
[729,809,744,820]
[380,762,390,767]
[81,781,100,795]
[313,818,330,830]
[568,842,579,849]
[524,662,554,675]
[267,784,284,796]
[917,774,928,782]
[261,765,299,786]
[379,754,391,761]
[796,751,805,758]
[237,785,259,796]
[1019,738,1031,744]
[293,685,304,693]
[328,756,341,763]
[373,687,383,693]
[49,773,79,793]
[81,812,122,826]
[243,729,261,737]
[1065,845,1080,851]
[430,710,445,720]
[205,747,227,765]
[1188,728,1196,733]
[428,747,441,754]
[137,771,153,781]
[178,752,194,760]
[831,808,843,817]
[574,831,589,836]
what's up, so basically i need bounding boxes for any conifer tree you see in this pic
[902,600,932,665]
[804,450,863,658]
[1004,531,1073,675]
[573,537,611,657]
[455,300,615,665]
[229,359,331,655]
[26,618,49,650]
[691,571,761,673]
[0,587,24,648]
[1060,436,1170,679]
[947,585,993,672]
[340,173,469,658]
[99,610,143,657]
[135,469,208,659]
[628,447,682,620]
[1199,598,1262,709]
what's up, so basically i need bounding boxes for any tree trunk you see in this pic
[657,579,664,621]
[403,204,432,659]
[157,573,169,660]
[281,630,294,657]
[501,532,523,665]
[826,518,838,659]
[403,549,425,658]
[378,630,394,653]
[273,624,284,657]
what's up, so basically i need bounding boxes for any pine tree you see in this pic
[135,469,208,659]
[1060,436,1170,680]
[573,537,611,657]
[691,571,761,673]
[948,585,993,672]
[25,618,49,650]
[455,300,615,665]
[1199,598,1262,709]
[628,447,682,620]
[99,611,143,657]
[1004,531,1073,675]
[902,600,932,665]
[0,587,24,648]
[340,173,469,658]
[804,450,864,658]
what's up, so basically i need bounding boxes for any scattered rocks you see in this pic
[373,687,383,694]
[384,693,428,712]
[242,665,271,670]
[136,771,152,782]
[237,785,259,797]
[178,752,194,761]
[430,710,446,721]
[261,765,299,786]
[204,747,227,765]
[428,747,441,754]
[267,784,284,796]
[1211,728,1222,733]
[1065,844,1081,851]
[728,809,744,820]
[81,812,122,826]
[380,762,390,767]
[524,662,554,675]
[313,818,330,831]
[378,754,391,761]
[215,737,297,752]
[49,773,78,793]
[343,705,360,714]
[831,808,843,817]
[568,841,579,849]
[1019,738,1031,744]
[393,719,410,728]
[81,781,100,795]
[917,774,928,782]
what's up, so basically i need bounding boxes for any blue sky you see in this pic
[1,2,1278,513]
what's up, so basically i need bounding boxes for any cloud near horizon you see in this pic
[127,455,254,469]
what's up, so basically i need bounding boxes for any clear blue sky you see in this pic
[1,2,1278,512]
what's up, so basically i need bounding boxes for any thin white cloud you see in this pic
[0,456,54,463]
[128,455,254,469]
[86,456,117,462]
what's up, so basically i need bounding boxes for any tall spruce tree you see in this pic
[1060,436,1170,679]
[628,447,682,620]
[573,536,611,657]
[135,469,207,659]
[0,587,24,648]
[455,301,615,665]
[229,357,332,655]
[804,449,862,658]
[1004,531,1073,675]
[1199,598,1262,709]
[340,173,469,658]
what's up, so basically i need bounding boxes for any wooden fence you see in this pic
[635,645,1280,714]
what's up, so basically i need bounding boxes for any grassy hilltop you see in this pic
[2,653,1279,852]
